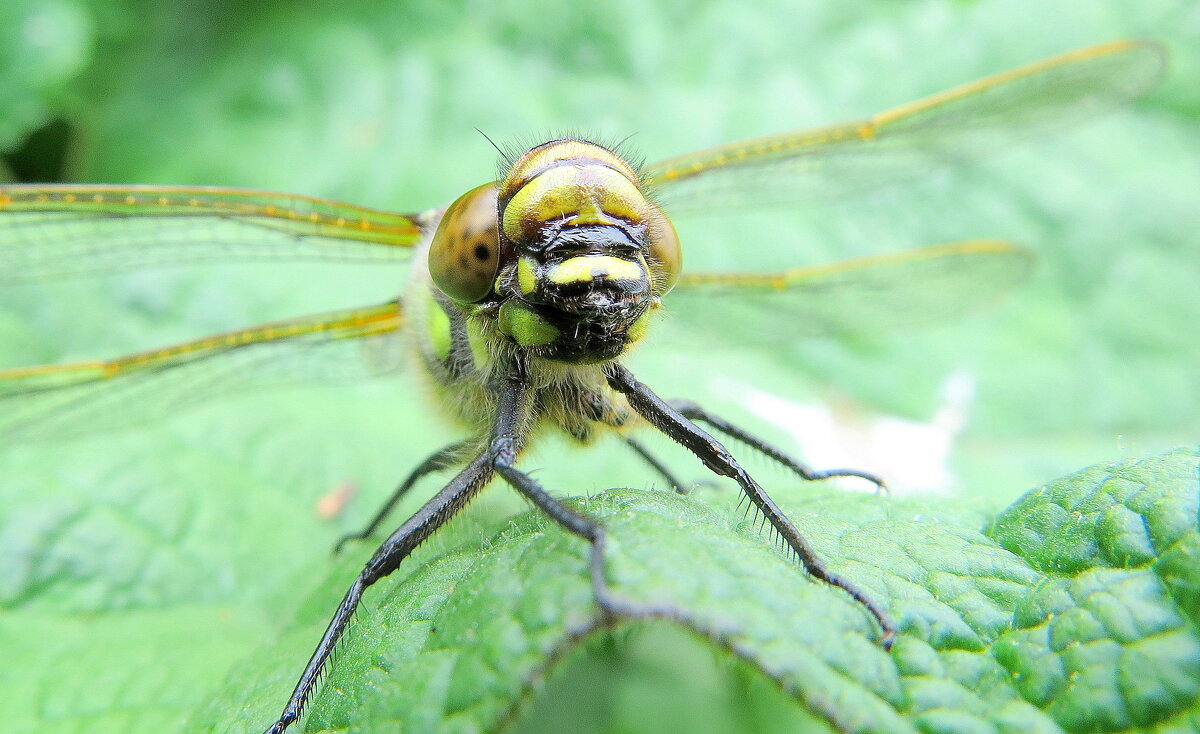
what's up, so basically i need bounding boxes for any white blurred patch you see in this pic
[721,370,976,496]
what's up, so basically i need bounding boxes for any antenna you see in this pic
[475,128,511,168]
[613,131,640,151]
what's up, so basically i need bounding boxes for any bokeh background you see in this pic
[1,1,1197,732]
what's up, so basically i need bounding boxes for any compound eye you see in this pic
[429,183,502,303]
[646,204,681,295]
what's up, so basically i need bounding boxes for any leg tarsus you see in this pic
[606,363,897,647]
[264,358,538,734]
[667,398,887,494]
[624,436,690,494]
[493,451,682,622]
[333,440,469,554]
[263,453,494,734]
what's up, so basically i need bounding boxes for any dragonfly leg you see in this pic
[489,363,681,619]
[605,363,896,649]
[267,360,538,733]
[333,439,472,554]
[492,432,682,621]
[667,398,887,494]
[577,387,692,494]
[264,450,495,734]
[623,436,690,494]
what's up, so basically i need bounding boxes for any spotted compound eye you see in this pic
[647,203,681,295]
[428,183,502,303]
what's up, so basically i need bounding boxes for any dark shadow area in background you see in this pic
[511,622,835,734]
[3,118,73,183]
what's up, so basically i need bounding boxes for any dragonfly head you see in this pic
[429,138,681,365]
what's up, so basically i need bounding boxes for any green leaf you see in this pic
[987,449,1200,732]
[1,606,271,733]
[175,448,1198,734]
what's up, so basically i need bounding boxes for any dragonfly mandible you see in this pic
[0,39,1163,734]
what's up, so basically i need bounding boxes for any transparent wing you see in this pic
[0,185,424,283]
[662,240,1033,343]
[644,40,1164,211]
[0,301,405,442]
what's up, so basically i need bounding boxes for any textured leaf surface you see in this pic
[6,445,1196,733]
[180,448,1196,734]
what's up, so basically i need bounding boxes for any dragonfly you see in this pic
[0,39,1163,734]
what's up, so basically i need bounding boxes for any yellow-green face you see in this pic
[428,138,682,364]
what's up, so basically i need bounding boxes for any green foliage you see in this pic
[1,1,1198,733]
[5,448,1198,733]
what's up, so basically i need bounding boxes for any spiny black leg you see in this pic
[668,398,886,493]
[579,387,691,494]
[624,436,690,494]
[333,440,471,554]
[606,363,896,648]
[492,436,679,620]
[264,452,495,734]
[490,361,679,619]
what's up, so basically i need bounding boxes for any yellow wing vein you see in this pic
[0,301,403,391]
[643,39,1164,191]
[0,184,423,247]
[677,240,1025,289]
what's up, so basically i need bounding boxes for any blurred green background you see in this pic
[0,1,1196,732]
